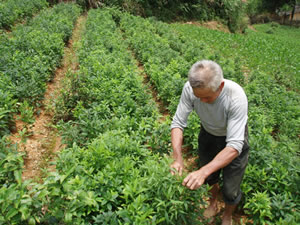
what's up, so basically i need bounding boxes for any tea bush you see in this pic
[46,9,209,224]
[0,3,80,135]
[0,0,48,29]
[113,9,299,223]
[0,3,81,224]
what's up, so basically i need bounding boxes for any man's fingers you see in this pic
[170,167,177,175]
[170,169,175,175]
[182,172,204,190]
[187,175,197,189]
[184,178,198,190]
[170,166,179,175]
[170,161,184,176]
[178,167,182,176]
[182,174,191,186]
[190,180,200,190]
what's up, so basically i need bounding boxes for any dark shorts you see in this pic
[198,125,249,205]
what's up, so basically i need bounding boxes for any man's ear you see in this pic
[219,81,225,91]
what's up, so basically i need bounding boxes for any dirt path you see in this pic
[126,46,251,225]
[9,14,87,182]
[135,56,170,120]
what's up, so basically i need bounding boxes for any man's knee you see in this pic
[222,182,242,205]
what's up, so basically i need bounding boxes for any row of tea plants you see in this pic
[42,8,209,224]
[114,10,299,224]
[172,23,300,93]
[0,3,81,137]
[0,0,48,30]
[0,3,81,224]
[169,25,299,224]
[117,11,245,152]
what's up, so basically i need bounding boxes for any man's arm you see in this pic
[170,128,184,175]
[170,82,194,175]
[182,147,238,190]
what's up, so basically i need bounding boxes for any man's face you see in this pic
[192,82,224,104]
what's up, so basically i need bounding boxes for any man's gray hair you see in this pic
[188,60,223,92]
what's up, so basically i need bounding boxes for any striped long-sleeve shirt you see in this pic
[171,79,248,154]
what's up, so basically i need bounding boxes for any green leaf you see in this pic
[6,207,18,220]
[14,170,22,185]
[65,212,72,223]
[28,217,36,225]
[19,206,30,221]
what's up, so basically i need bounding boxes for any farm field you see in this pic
[0,3,299,225]
[0,0,48,30]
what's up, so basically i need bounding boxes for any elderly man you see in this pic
[170,60,249,225]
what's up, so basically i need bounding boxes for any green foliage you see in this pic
[115,10,300,223]
[81,0,250,32]
[0,3,81,138]
[0,137,46,224]
[147,118,172,155]
[46,9,209,224]
[0,3,80,105]
[244,191,273,224]
[41,131,208,224]
[17,101,35,124]
[254,22,300,41]
[0,137,22,185]
[246,0,298,15]
[1,6,299,225]
[0,3,81,225]
[213,0,248,32]
[246,0,264,17]
[55,9,158,147]
[0,0,48,29]
[0,90,16,137]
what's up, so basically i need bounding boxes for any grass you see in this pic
[252,22,300,45]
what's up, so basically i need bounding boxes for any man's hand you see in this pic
[170,160,184,176]
[182,169,208,190]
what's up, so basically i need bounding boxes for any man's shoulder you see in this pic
[183,81,191,88]
[224,79,247,100]
[183,81,193,94]
[224,79,243,90]
[182,81,197,103]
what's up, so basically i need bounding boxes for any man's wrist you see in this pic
[173,156,183,164]
[198,166,211,180]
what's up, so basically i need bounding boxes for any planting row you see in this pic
[41,8,208,224]
[0,3,81,224]
[118,12,245,150]
[115,11,299,224]
[172,23,300,93]
[154,20,300,144]
[0,3,81,137]
[0,0,48,30]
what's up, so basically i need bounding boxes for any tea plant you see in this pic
[17,101,35,124]
[41,131,208,224]
[0,3,81,106]
[0,0,48,30]
[0,3,81,141]
[1,5,298,225]
[115,9,300,223]
[45,9,209,224]
[0,3,81,225]
[0,90,16,137]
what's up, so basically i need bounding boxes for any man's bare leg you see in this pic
[222,204,236,225]
[203,183,219,218]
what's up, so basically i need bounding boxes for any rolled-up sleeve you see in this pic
[226,96,248,154]
[171,82,193,130]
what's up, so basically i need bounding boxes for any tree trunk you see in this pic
[290,2,296,24]
[283,12,287,24]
